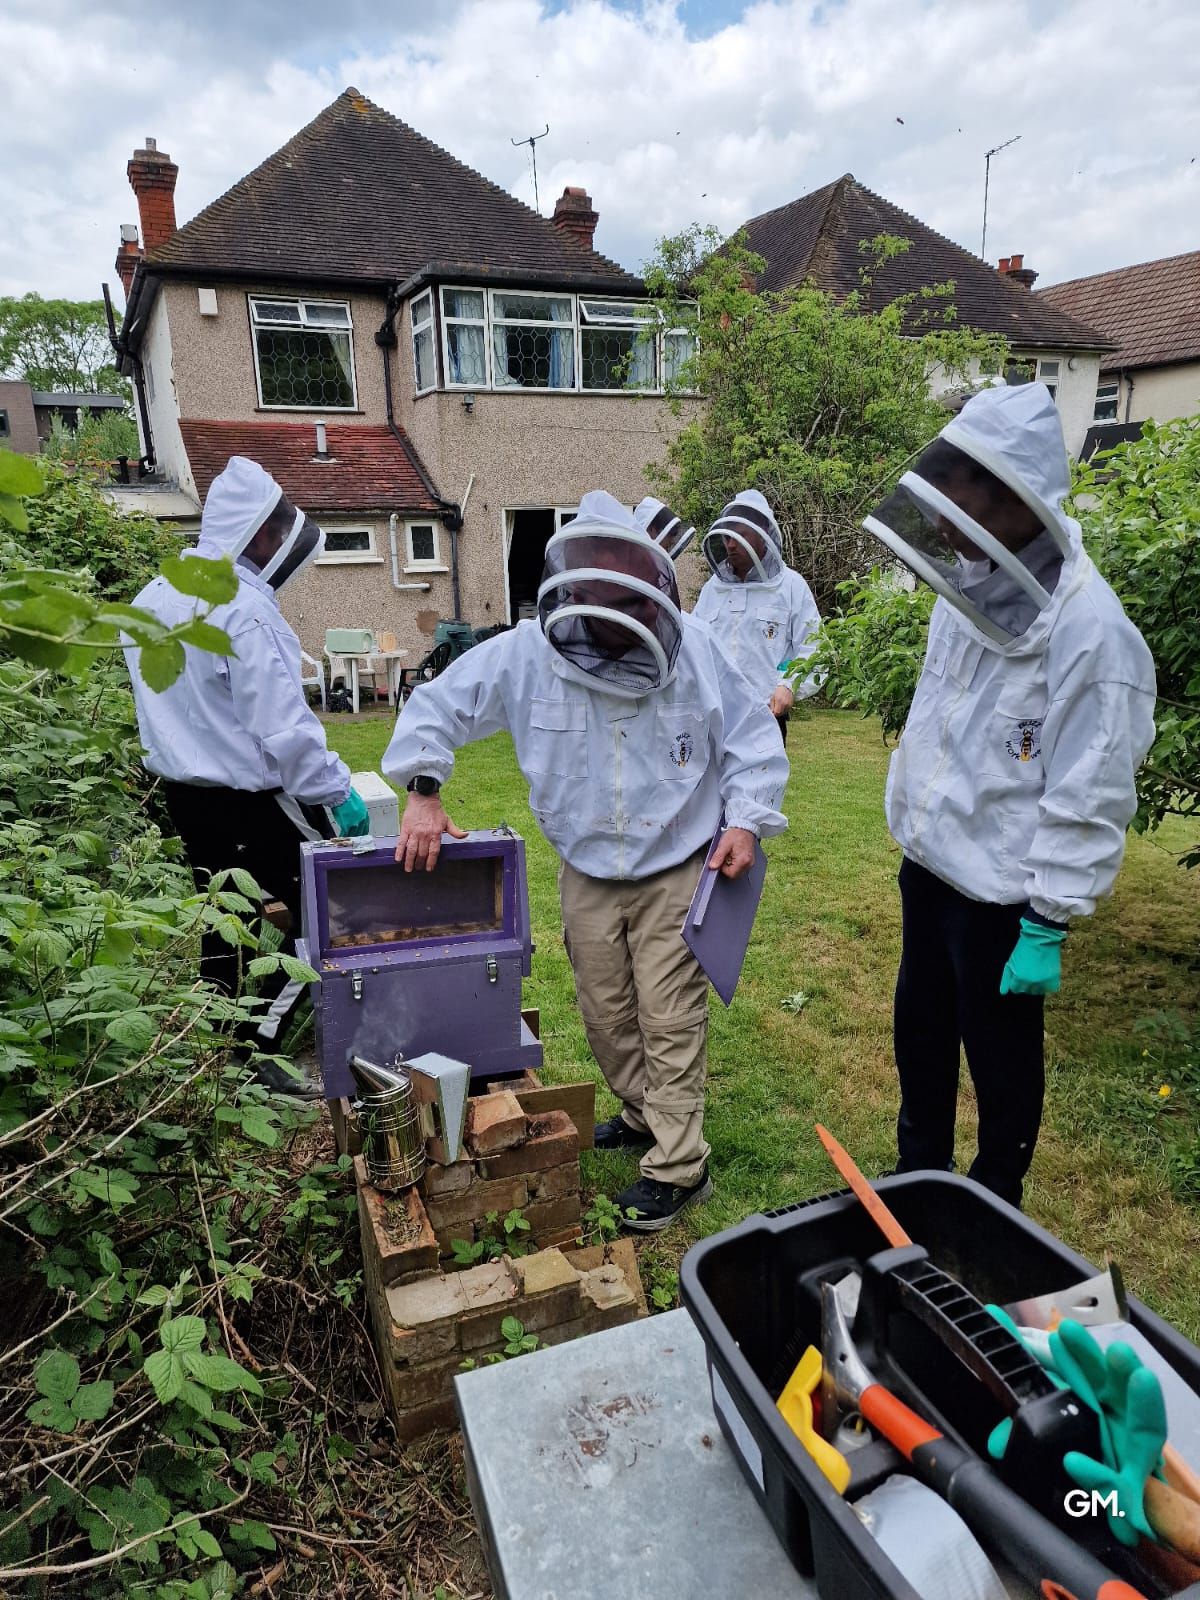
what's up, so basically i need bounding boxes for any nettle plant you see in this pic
[0,453,343,1593]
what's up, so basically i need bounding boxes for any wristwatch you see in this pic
[407,775,441,797]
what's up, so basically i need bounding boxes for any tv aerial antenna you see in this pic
[512,125,550,213]
[981,133,1021,260]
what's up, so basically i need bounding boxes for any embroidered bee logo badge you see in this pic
[762,620,779,641]
[670,730,694,768]
[1005,719,1043,762]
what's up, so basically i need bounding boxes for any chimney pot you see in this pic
[1010,253,1024,271]
[127,138,179,253]
[998,256,1011,274]
[552,186,599,253]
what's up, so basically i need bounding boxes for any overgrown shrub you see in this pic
[803,571,934,740]
[42,411,142,474]
[1073,417,1200,865]
[27,458,179,599]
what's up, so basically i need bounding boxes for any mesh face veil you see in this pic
[633,496,697,560]
[258,508,326,592]
[701,493,784,584]
[862,467,1055,644]
[537,504,684,699]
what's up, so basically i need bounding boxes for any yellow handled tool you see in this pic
[777,1345,852,1493]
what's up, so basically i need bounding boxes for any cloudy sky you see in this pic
[3,0,1197,302]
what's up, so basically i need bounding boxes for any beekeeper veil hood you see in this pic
[862,384,1072,644]
[702,489,784,584]
[633,496,696,561]
[197,455,325,593]
[538,490,683,698]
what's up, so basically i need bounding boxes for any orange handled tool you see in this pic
[814,1123,912,1248]
[821,1283,1148,1600]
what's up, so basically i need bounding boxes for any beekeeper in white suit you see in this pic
[124,456,369,1092]
[693,489,822,743]
[633,495,696,561]
[383,490,788,1230]
[867,384,1155,1206]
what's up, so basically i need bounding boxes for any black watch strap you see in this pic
[407,775,441,797]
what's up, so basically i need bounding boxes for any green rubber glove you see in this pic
[1000,917,1067,996]
[331,787,369,837]
[1063,1362,1166,1546]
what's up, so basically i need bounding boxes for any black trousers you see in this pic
[893,857,1045,1208]
[163,783,332,1051]
[775,712,789,745]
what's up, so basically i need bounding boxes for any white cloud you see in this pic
[0,0,1196,300]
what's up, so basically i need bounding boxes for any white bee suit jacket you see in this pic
[123,457,351,805]
[693,566,822,701]
[884,390,1155,923]
[383,617,789,881]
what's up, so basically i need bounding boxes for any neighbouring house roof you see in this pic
[739,175,1112,352]
[146,88,641,296]
[31,390,128,409]
[178,421,441,514]
[1037,251,1200,372]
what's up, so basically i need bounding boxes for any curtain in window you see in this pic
[448,324,486,384]
[628,329,655,389]
[330,330,354,393]
[548,298,573,389]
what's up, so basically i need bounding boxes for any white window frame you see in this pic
[404,519,446,572]
[439,287,489,390]
[1035,357,1061,403]
[249,296,358,411]
[490,289,576,393]
[411,290,436,396]
[315,525,381,565]
[578,298,660,394]
[1093,379,1120,423]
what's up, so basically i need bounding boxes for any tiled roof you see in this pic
[179,421,440,513]
[1037,251,1200,371]
[740,175,1112,351]
[149,89,640,293]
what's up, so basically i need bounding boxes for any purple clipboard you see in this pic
[681,826,768,1006]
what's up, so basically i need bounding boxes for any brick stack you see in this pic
[354,1087,647,1441]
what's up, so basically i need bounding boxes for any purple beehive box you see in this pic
[297,829,543,1101]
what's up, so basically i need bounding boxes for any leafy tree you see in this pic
[1073,417,1200,865]
[811,571,935,740]
[643,227,1008,611]
[42,407,141,468]
[0,291,129,400]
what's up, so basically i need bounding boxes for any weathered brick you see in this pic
[477,1111,579,1179]
[391,1395,457,1443]
[525,1193,582,1237]
[606,1237,648,1316]
[389,1349,472,1410]
[510,1247,578,1297]
[529,1160,580,1202]
[423,1174,530,1230]
[581,1262,639,1317]
[536,1224,585,1251]
[457,1261,523,1351]
[387,1316,458,1366]
[420,1159,475,1199]
[387,1271,468,1333]
[356,1160,440,1288]
[466,1091,527,1155]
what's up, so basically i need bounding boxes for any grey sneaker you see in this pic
[616,1166,713,1232]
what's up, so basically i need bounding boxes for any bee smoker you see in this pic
[348,1052,470,1192]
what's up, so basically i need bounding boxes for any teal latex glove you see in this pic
[331,787,369,837]
[1063,1361,1166,1546]
[1000,917,1067,996]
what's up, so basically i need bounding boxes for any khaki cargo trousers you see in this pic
[559,850,710,1186]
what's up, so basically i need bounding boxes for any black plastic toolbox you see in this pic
[680,1172,1200,1600]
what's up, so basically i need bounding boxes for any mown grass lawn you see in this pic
[327,708,1200,1337]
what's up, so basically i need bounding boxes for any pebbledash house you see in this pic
[109,89,697,665]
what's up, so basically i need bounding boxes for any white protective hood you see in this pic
[701,488,785,586]
[195,455,325,592]
[633,496,697,560]
[864,384,1078,649]
[538,489,684,698]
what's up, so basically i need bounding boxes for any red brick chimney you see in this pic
[127,137,178,253]
[999,251,1038,289]
[552,187,598,252]
[114,223,141,299]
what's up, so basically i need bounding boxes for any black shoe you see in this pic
[251,1058,323,1099]
[593,1114,655,1152]
[616,1166,713,1233]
